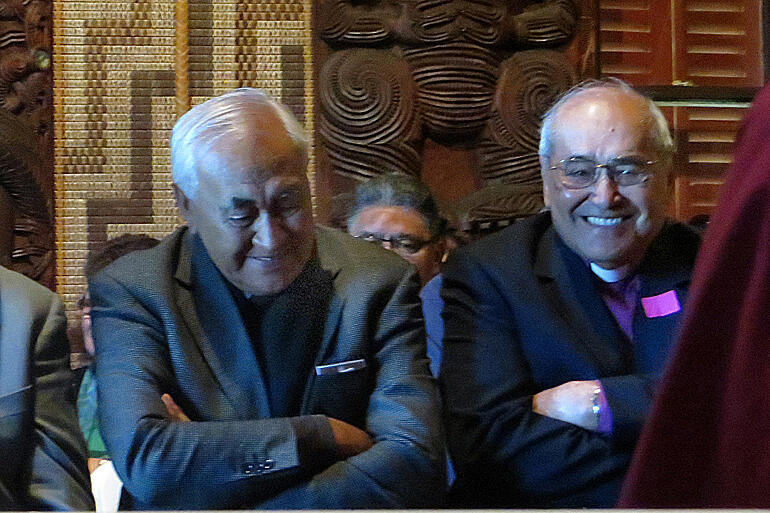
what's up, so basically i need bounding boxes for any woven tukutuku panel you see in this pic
[54,0,314,319]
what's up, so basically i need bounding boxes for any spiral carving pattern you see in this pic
[318,0,395,45]
[403,42,499,143]
[489,49,575,153]
[319,48,421,179]
[476,135,543,185]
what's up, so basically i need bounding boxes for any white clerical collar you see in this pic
[590,262,632,283]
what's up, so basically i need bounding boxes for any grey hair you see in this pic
[170,88,309,199]
[539,78,674,160]
[348,173,447,238]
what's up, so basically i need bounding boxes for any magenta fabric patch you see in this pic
[641,290,681,318]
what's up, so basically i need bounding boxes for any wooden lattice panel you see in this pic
[599,0,673,85]
[672,103,750,221]
[53,0,313,318]
[674,0,763,87]
[599,0,763,87]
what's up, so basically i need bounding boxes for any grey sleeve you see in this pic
[258,268,447,508]
[27,294,94,511]
[90,270,337,509]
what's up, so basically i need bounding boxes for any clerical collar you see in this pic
[590,262,633,283]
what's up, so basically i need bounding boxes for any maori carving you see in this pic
[319,48,422,179]
[317,0,398,45]
[0,0,53,285]
[0,108,53,282]
[317,0,580,231]
[455,183,544,236]
[477,48,576,185]
[403,42,499,142]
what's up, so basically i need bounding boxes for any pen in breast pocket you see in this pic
[315,359,367,376]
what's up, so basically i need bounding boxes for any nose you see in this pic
[251,213,287,249]
[591,171,622,208]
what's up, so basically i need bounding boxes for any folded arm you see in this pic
[90,271,341,508]
[257,268,447,508]
[91,265,444,508]
[440,251,645,503]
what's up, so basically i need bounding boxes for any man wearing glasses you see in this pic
[441,79,701,507]
[347,173,451,378]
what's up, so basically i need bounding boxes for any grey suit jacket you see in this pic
[89,226,445,509]
[0,266,93,511]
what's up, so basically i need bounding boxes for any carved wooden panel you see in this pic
[0,0,54,286]
[314,0,584,232]
[318,48,423,180]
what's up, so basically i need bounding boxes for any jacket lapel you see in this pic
[300,230,345,413]
[632,227,695,373]
[174,232,271,419]
[534,228,631,374]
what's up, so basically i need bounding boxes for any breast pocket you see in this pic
[308,367,374,428]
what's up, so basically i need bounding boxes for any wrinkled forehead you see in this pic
[550,90,658,160]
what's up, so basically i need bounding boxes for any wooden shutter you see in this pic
[599,0,764,87]
[674,0,764,87]
[598,0,672,85]
[669,104,749,221]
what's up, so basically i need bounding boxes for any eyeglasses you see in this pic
[549,157,657,189]
[353,233,437,255]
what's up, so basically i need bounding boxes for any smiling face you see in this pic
[541,89,673,270]
[175,106,315,296]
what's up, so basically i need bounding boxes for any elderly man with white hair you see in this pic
[440,79,701,508]
[88,88,445,509]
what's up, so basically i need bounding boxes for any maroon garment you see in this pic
[619,83,770,507]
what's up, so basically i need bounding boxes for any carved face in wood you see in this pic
[348,205,444,286]
[175,107,315,297]
[541,89,673,271]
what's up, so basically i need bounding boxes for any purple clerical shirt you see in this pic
[588,264,642,434]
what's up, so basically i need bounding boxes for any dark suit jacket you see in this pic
[440,212,700,508]
[0,266,93,511]
[89,226,445,509]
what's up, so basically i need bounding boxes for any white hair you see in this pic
[539,78,674,160]
[170,88,309,199]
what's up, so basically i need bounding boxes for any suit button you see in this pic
[264,459,275,470]
[242,463,255,474]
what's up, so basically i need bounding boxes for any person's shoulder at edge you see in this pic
[315,225,415,279]
[447,211,552,268]
[643,219,702,273]
[88,227,188,285]
[0,263,58,302]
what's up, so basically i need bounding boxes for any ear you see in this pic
[539,155,553,208]
[172,183,190,213]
